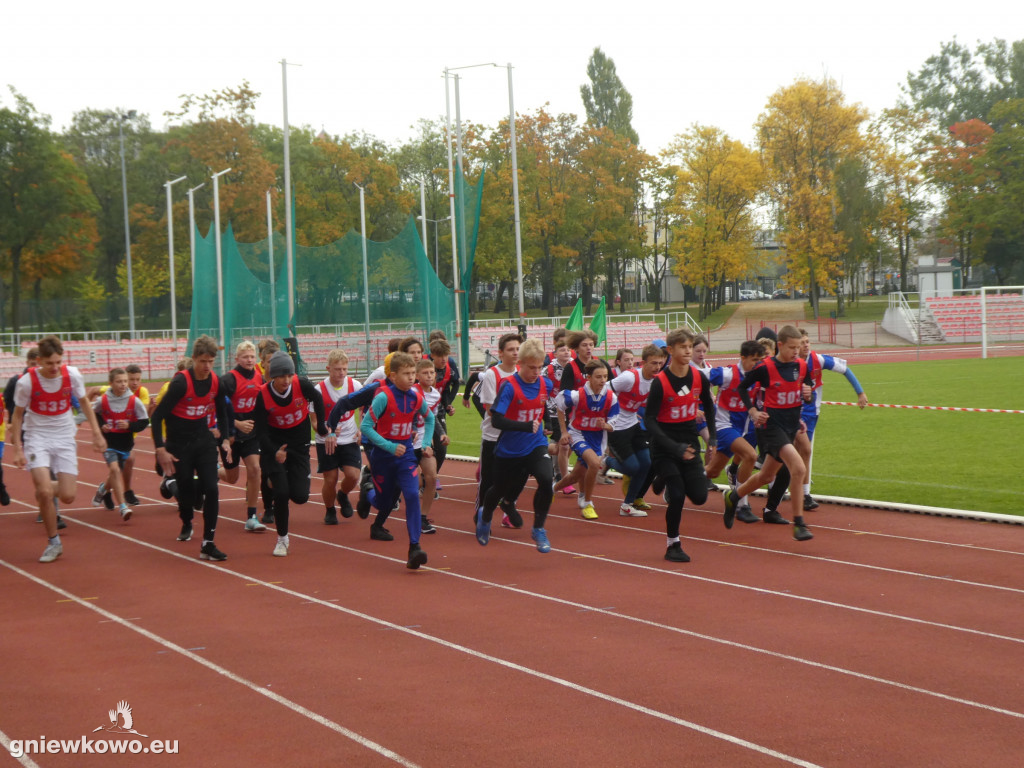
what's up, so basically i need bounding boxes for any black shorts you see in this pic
[756,425,798,462]
[316,442,362,473]
[607,423,648,462]
[220,434,259,470]
[546,414,561,443]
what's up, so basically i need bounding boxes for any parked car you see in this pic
[864,288,880,296]
[753,290,771,300]
[738,289,755,301]
[772,289,790,300]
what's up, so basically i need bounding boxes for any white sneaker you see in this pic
[273,536,289,557]
[39,541,63,563]
[605,468,623,479]
[620,503,648,518]
[245,516,267,532]
[119,504,132,522]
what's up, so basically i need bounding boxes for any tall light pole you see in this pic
[211,167,231,371]
[418,178,432,331]
[114,110,137,338]
[445,63,526,330]
[266,191,277,336]
[187,182,204,317]
[442,68,463,372]
[281,59,301,330]
[354,182,372,373]
[164,175,187,355]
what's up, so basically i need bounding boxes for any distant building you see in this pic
[917,255,963,298]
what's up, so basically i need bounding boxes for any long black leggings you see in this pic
[482,446,554,528]
[169,436,219,541]
[654,453,709,539]
[260,446,311,537]
[765,464,791,510]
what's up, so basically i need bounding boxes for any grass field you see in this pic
[441,356,1024,516]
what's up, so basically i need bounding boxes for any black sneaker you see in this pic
[763,508,790,525]
[706,476,718,492]
[56,515,67,530]
[0,486,10,506]
[421,516,437,535]
[736,505,760,524]
[338,496,355,519]
[723,490,738,529]
[803,494,820,511]
[199,541,228,561]
[124,490,140,506]
[324,508,339,525]
[261,509,275,525]
[158,477,174,499]
[193,490,205,512]
[726,463,739,490]
[407,543,428,570]
[177,523,193,541]
[499,499,523,529]
[356,467,373,519]
[793,523,814,541]
[370,525,393,542]
[102,490,114,510]
[664,542,691,563]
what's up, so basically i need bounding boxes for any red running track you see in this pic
[1,432,1022,767]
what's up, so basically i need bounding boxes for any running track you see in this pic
[1,431,1022,767]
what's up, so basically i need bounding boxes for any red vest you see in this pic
[655,369,703,423]
[28,366,73,416]
[434,359,453,392]
[501,375,547,424]
[570,386,613,431]
[717,364,748,413]
[170,369,220,421]
[372,386,423,442]
[320,378,357,423]
[806,352,824,389]
[763,357,808,410]
[99,392,138,433]
[228,368,263,413]
[566,359,587,390]
[261,376,309,429]
[615,370,648,415]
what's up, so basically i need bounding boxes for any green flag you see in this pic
[589,296,607,346]
[565,298,584,331]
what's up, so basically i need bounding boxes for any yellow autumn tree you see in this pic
[757,78,868,317]
[663,125,763,319]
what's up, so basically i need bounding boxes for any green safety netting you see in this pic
[188,166,484,373]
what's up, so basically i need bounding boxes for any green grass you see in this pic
[442,356,1024,516]
[804,296,890,322]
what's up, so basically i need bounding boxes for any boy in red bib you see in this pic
[724,325,815,541]
[644,328,717,563]
[219,340,267,532]
[9,335,107,563]
[152,335,232,561]
[91,367,150,521]
[253,351,331,557]
[357,352,435,569]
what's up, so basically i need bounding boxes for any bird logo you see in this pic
[92,700,147,736]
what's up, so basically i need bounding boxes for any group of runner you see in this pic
[3,323,865,567]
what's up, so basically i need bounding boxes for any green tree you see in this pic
[580,47,639,145]
[0,89,99,332]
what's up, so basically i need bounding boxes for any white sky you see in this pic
[5,1,1022,156]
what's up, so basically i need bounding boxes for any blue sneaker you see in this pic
[531,527,551,553]
[475,516,491,546]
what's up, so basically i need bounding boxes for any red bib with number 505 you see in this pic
[762,357,808,409]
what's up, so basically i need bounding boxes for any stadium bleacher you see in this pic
[925,294,1024,341]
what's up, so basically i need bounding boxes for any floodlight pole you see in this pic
[355,182,372,373]
[505,63,525,322]
[164,175,187,355]
[212,167,232,372]
[281,59,301,332]
[187,183,204,340]
[419,177,432,332]
[116,113,136,339]
[443,68,464,373]
[267,191,277,336]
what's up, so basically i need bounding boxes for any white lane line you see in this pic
[0,727,41,767]
[0,557,421,768]
[43,519,825,768]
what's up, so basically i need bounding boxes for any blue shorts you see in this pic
[569,429,605,467]
[715,427,756,458]
[803,413,819,441]
[104,448,131,468]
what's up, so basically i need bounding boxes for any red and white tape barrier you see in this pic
[823,401,1024,414]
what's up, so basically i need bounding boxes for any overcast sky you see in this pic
[5,1,1022,155]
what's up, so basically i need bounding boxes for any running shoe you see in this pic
[793,523,814,541]
[273,535,289,557]
[664,542,690,563]
[339,496,355,519]
[561,485,576,495]
[421,517,437,535]
[102,490,114,510]
[475,517,491,546]
[499,499,523,529]
[631,499,652,512]
[763,508,790,525]
[726,463,739,490]
[324,508,339,525]
[531,527,551,553]
[580,504,598,520]
[199,541,227,561]
[245,516,267,532]
[124,490,140,506]
[597,472,614,485]
[92,482,106,507]
[407,543,428,569]
[736,505,760,524]
[370,525,394,542]
[803,494,820,511]
[723,490,738,529]
[356,467,373,519]
[39,541,63,563]
[119,504,132,522]
[0,486,9,506]
[619,503,647,518]
[177,523,193,542]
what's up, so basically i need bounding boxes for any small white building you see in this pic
[917,255,963,298]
